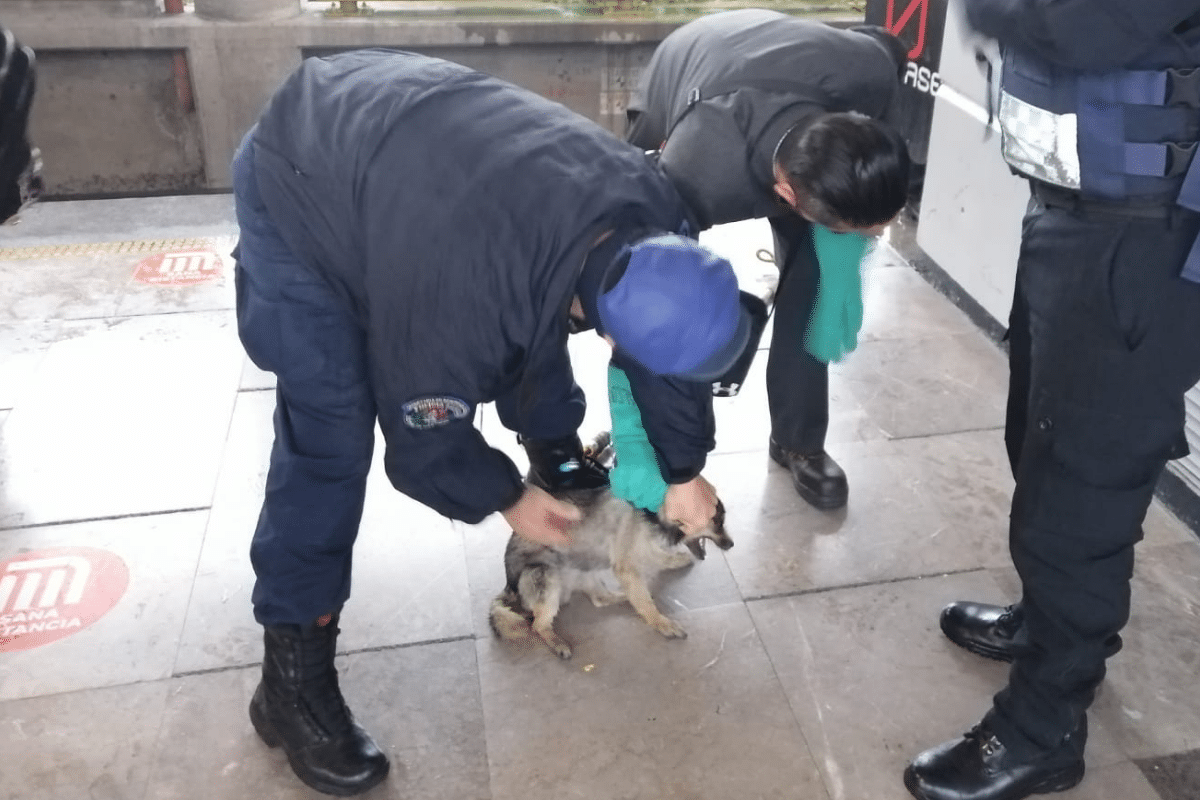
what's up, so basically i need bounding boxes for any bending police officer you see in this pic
[623,9,912,510]
[233,49,751,797]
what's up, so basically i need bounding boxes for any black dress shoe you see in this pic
[905,723,1085,800]
[940,602,1027,662]
[520,434,610,492]
[941,602,1122,664]
[768,440,848,510]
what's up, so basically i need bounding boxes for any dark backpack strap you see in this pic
[662,78,828,145]
[660,78,829,199]
[0,28,35,154]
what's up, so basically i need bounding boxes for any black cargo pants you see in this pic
[991,187,1200,755]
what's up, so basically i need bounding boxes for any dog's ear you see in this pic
[713,499,726,533]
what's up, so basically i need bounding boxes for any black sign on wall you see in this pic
[865,0,949,165]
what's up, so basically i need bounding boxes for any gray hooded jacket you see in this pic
[628,10,906,229]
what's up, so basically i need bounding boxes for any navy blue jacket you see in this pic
[964,0,1200,70]
[247,50,711,523]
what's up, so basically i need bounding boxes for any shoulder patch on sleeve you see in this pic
[402,396,471,429]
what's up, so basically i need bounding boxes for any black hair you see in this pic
[775,112,911,229]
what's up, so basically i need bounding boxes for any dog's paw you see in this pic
[535,628,573,659]
[653,617,688,640]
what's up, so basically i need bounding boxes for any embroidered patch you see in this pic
[402,396,471,430]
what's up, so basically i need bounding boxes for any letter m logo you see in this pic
[887,0,930,61]
[0,556,91,611]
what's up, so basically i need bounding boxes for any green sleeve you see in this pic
[607,363,669,513]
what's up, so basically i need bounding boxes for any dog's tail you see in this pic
[489,587,533,640]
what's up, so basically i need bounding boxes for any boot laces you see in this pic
[967,726,1004,757]
[299,624,355,737]
[995,605,1023,637]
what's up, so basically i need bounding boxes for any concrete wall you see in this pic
[0,1,853,196]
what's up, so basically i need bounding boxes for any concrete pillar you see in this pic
[194,0,301,22]
[187,24,301,187]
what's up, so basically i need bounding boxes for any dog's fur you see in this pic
[489,434,733,659]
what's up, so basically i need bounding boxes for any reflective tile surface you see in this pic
[0,197,1196,800]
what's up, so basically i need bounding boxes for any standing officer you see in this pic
[234,49,751,796]
[906,3,1200,800]
[621,9,912,510]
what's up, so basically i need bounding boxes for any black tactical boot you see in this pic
[520,433,610,492]
[249,615,390,796]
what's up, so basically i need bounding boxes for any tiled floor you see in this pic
[1,196,1197,800]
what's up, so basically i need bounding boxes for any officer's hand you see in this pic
[662,474,719,535]
[501,484,582,548]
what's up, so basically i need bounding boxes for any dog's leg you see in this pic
[613,564,687,639]
[518,567,573,659]
[580,572,626,607]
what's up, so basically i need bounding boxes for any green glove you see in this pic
[805,225,871,364]
[607,363,669,514]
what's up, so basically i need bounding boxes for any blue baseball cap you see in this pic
[597,234,752,382]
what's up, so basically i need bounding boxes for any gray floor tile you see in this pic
[1143,499,1199,549]
[0,319,60,411]
[705,436,1013,599]
[0,194,237,245]
[478,602,828,800]
[748,571,1126,800]
[833,331,1009,439]
[1061,760,1171,800]
[176,391,473,674]
[0,679,168,800]
[239,358,276,391]
[0,251,125,322]
[879,428,1014,554]
[0,311,243,528]
[712,356,889,456]
[1092,540,1200,761]
[1136,748,1200,800]
[0,511,206,700]
[860,261,983,343]
[146,641,490,800]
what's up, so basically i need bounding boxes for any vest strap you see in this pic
[1175,140,1200,282]
[1123,141,1197,177]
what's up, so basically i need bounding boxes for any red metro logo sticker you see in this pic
[0,547,130,653]
[133,249,224,286]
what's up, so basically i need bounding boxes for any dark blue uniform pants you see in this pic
[990,192,1200,755]
[232,134,377,626]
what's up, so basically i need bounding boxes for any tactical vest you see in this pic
[997,27,1200,280]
